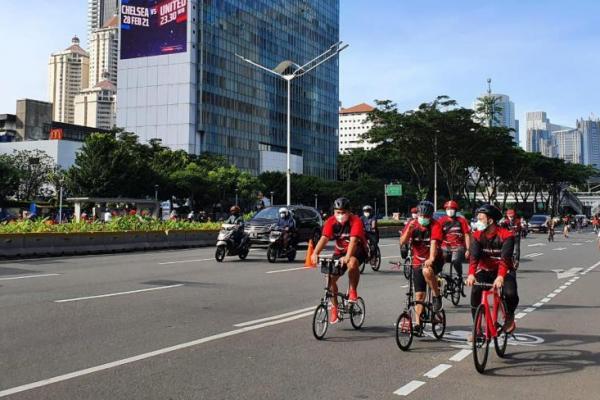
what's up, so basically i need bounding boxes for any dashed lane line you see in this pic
[0,273,60,281]
[423,364,452,378]
[393,381,426,396]
[449,349,472,362]
[54,284,183,303]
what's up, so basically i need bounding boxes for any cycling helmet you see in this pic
[230,205,241,214]
[333,197,350,211]
[416,200,434,217]
[444,200,459,210]
[475,204,503,223]
[278,207,289,216]
[363,205,373,212]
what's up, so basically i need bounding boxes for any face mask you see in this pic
[336,214,349,224]
[418,217,430,226]
[446,210,456,217]
[411,213,418,219]
[279,213,286,218]
[364,212,371,218]
[475,220,488,231]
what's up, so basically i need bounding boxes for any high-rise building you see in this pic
[48,36,90,124]
[88,0,119,43]
[89,15,119,87]
[554,129,583,164]
[74,73,117,130]
[577,118,600,168]
[474,92,519,144]
[117,0,340,179]
[338,103,375,153]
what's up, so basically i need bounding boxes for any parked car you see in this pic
[244,205,322,245]
[528,214,550,233]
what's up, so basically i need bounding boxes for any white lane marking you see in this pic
[553,289,563,294]
[528,243,545,247]
[424,364,452,378]
[524,307,536,313]
[540,298,551,303]
[401,284,409,288]
[265,266,311,274]
[552,247,566,251]
[233,307,314,327]
[525,253,543,258]
[559,285,568,290]
[553,267,583,279]
[515,312,527,319]
[393,381,426,396]
[379,244,398,247]
[381,256,399,260]
[449,349,472,362]
[533,302,544,307]
[0,273,60,281]
[54,285,183,303]
[585,240,593,243]
[572,243,583,246]
[159,258,214,265]
[0,311,313,398]
[547,293,557,298]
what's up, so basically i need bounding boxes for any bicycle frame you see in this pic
[478,284,504,340]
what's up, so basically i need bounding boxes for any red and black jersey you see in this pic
[407,219,443,267]
[437,215,471,249]
[322,214,368,256]
[500,217,522,234]
[469,226,515,278]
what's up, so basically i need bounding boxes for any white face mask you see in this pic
[475,220,488,231]
[446,210,456,217]
[411,213,418,219]
[335,213,349,224]
[279,213,286,218]
[364,212,371,218]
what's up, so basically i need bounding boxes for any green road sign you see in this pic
[386,184,402,197]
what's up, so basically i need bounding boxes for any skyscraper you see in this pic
[474,85,519,144]
[577,118,600,168]
[74,72,117,130]
[89,15,119,87]
[48,36,90,124]
[338,103,375,153]
[526,111,552,154]
[117,0,340,179]
[554,129,583,164]
[88,0,119,43]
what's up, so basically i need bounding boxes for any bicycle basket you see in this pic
[320,259,344,276]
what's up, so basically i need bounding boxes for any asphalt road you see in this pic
[1,230,599,399]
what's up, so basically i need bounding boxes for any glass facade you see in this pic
[199,0,340,179]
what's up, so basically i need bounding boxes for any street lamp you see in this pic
[270,191,274,206]
[236,41,349,206]
[235,187,239,206]
[314,193,318,209]
[154,185,159,202]
[434,130,440,211]
[58,176,64,224]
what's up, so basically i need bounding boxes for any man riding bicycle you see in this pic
[400,207,419,259]
[467,204,519,335]
[361,205,379,254]
[437,200,471,294]
[311,197,368,324]
[500,209,522,268]
[276,207,296,249]
[400,200,444,333]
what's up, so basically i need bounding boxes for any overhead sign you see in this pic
[120,0,188,60]
[386,184,403,197]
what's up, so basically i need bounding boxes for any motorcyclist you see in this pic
[276,207,296,249]
[225,205,244,245]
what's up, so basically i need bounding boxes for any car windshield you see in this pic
[253,207,280,220]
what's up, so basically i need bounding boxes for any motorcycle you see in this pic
[266,227,297,263]
[215,224,251,262]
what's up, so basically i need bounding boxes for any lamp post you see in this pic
[235,187,239,206]
[434,130,439,211]
[154,185,159,201]
[314,193,318,209]
[270,191,274,206]
[236,41,348,206]
[374,198,377,218]
[58,179,64,224]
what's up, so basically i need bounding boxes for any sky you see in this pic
[1,1,600,148]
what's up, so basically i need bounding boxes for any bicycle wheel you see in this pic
[395,311,413,351]
[431,309,446,339]
[370,247,381,271]
[312,304,328,340]
[350,297,366,329]
[451,279,461,306]
[359,259,366,274]
[403,258,411,280]
[267,246,277,263]
[472,304,490,374]
[494,301,509,358]
[215,245,226,262]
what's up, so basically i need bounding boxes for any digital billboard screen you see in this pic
[120,0,188,60]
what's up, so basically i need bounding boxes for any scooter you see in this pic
[266,227,297,263]
[215,224,251,262]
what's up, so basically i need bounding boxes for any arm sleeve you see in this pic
[499,234,515,278]
[322,219,334,239]
[469,234,481,275]
[461,217,471,234]
[350,217,365,237]
[431,222,443,241]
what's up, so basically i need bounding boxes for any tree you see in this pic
[0,154,21,201]
[10,149,56,201]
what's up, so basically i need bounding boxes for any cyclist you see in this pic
[361,205,379,254]
[467,204,519,335]
[400,207,419,259]
[438,200,471,296]
[276,207,296,250]
[225,205,245,245]
[311,197,368,324]
[500,209,522,268]
[400,200,444,333]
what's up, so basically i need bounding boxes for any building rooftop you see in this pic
[339,103,375,115]
[102,15,118,29]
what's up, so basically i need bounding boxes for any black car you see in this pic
[244,205,323,245]
[528,214,550,233]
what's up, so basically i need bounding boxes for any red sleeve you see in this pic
[468,230,481,276]
[431,221,443,241]
[322,217,335,239]
[350,215,365,237]
[460,217,471,234]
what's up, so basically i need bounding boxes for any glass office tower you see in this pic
[118,0,340,179]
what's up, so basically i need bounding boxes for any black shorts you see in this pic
[332,247,368,275]
[412,258,444,293]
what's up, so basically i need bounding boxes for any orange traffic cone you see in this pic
[305,240,316,268]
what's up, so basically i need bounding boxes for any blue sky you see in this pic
[2,1,599,147]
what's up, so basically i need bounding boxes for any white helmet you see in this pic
[279,207,289,216]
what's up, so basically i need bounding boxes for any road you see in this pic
[0,231,599,399]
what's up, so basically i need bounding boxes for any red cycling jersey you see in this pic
[406,219,443,266]
[322,214,368,256]
[469,226,515,278]
[500,217,522,234]
[437,215,471,249]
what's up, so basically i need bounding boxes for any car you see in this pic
[575,214,589,227]
[244,205,323,245]
[528,214,550,233]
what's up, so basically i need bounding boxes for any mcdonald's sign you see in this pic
[49,128,64,140]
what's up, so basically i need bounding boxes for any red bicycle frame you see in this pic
[478,286,504,340]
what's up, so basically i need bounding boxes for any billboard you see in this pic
[120,0,188,59]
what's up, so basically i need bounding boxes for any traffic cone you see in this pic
[305,240,316,268]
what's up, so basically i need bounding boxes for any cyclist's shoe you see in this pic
[432,295,443,312]
[348,288,358,303]
[503,314,516,334]
[329,306,339,324]
[413,323,424,337]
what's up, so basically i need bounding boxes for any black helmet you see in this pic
[362,205,373,212]
[333,197,350,211]
[475,204,503,223]
[416,200,434,217]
